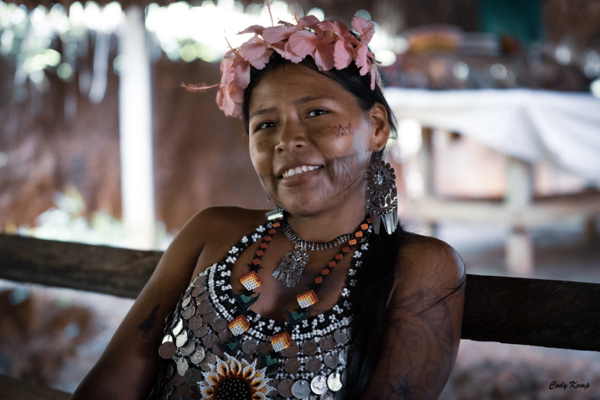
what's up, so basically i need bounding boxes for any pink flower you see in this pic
[287,27,335,71]
[319,20,358,70]
[351,16,374,44]
[216,82,244,118]
[220,51,250,89]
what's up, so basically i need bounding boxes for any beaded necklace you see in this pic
[229,218,372,352]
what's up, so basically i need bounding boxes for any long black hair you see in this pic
[242,53,408,398]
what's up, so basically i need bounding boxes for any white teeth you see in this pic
[282,165,320,178]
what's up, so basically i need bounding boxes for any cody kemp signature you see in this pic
[549,381,591,390]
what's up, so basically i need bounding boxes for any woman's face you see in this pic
[248,63,389,218]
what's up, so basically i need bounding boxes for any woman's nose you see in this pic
[275,118,306,153]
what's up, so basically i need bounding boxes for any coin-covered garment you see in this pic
[147,221,369,400]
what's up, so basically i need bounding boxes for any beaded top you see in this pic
[148,220,370,400]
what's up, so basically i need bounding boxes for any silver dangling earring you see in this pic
[267,195,271,202]
[366,150,398,235]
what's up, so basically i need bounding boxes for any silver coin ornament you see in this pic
[182,305,195,320]
[211,318,228,333]
[292,380,312,399]
[285,357,300,374]
[175,330,188,348]
[194,325,209,338]
[189,347,205,364]
[197,291,210,302]
[327,372,343,392]
[158,341,176,359]
[306,356,322,373]
[191,285,204,297]
[172,319,183,336]
[333,329,349,345]
[324,352,338,368]
[242,339,258,355]
[180,339,195,356]
[176,356,189,376]
[184,367,203,386]
[278,378,294,398]
[310,375,329,395]
[302,340,318,356]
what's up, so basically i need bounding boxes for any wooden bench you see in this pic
[1,233,599,399]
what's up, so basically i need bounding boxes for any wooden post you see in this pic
[118,6,156,250]
[418,127,438,237]
[505,156,534,276]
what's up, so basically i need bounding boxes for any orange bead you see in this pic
[322,268,330,275]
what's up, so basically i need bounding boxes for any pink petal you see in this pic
[318,19,350,38]
[351,16,374,43]
[354,43,370,75]
[238,36,273,69]
[313,42,335,71]
[298,15,320,29]
[287,30,317,59]
[333,39,353,69]
[216,83,243,118]
[238,25,264,35]
[220,56,236,85]
[369,64,377,90]
[262,24,297,44]
[231,56,250,88]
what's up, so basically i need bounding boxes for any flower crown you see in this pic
[183,13,377,119]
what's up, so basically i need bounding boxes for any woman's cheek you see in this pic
[249,140,272,176]
[328,123,355,138]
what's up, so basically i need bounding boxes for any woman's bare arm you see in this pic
[70,208,223,400]
[361,236,465,400]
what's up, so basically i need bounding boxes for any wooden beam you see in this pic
[0,375,70,400]
[0,234,599,351]
[463,275,600,351]
[0,234,161,298]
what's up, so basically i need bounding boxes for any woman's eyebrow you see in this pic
[294,95,333,105]
[249,107,276,119]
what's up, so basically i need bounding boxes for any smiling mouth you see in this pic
[281,165,323,179]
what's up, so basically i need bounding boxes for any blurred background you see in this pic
[1,0,599,398]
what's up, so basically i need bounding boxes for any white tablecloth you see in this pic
[384,88,600,180]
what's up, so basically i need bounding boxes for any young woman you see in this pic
[71,12,465,400]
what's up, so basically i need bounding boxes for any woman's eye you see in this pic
[307,109,328,118]
[255,121,276,131]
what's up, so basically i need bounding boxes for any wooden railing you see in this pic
[1,233,599,399]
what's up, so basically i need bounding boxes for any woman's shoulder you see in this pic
[394,232,465,288]
[178,206,272,249]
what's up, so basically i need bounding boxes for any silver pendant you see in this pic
[272,248,308,287]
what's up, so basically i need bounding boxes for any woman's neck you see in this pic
[284,207,368,243]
